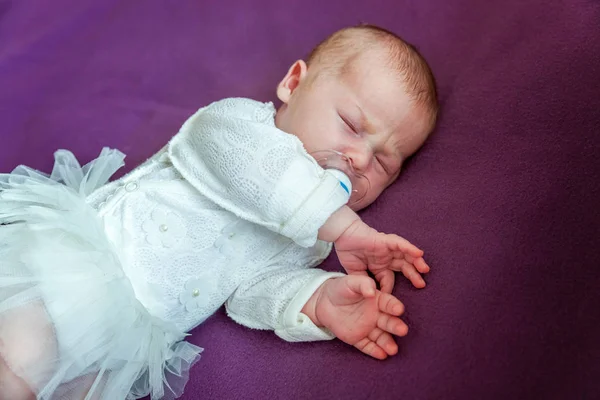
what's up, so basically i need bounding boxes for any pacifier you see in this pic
[310,150,370,207]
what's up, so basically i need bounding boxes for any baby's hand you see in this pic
[302,275,408,360]
[334,219,430,293]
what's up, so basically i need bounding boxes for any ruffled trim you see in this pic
[0,148,202,399]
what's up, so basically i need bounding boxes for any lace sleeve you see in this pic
[225,261,345,342]
[167,98,348,247]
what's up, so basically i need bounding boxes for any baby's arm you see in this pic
[318,205,431,293]
[168,98,348,248]
[226,263,344,342]
[226,263,407,359]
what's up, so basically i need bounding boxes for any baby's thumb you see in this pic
[347,275,376,298]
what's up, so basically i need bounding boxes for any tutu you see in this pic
[0,149,202,399]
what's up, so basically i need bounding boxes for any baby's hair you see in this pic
[307,24,439,129]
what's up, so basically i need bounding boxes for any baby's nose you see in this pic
[347,148,372,173]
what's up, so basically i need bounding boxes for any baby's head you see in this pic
[275,24,438,210]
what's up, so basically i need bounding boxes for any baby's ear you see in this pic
[276,60,308,103]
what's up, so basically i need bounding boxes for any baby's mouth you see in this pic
[310,150,371,207]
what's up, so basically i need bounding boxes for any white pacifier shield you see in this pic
[326,169,352,196]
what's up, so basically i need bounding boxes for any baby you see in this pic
[0,24,438,400]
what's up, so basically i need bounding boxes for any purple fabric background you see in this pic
[1,1,599,399]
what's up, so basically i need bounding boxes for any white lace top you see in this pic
[85,98,349,342]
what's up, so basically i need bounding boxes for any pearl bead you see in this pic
[125,181,139,192]
[159,224,168,232]
[192,289,200,297]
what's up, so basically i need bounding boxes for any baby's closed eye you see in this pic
[338,113,360,135]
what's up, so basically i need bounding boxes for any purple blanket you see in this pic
[1,1,598,399]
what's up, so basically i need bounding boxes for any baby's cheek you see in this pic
[352,193,377,211]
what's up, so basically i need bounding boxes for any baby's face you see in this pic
[275,55,431,210]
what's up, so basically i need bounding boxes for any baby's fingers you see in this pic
[374,270,395,293]
[403,263,426,288]
[405,255,431,274]
[368,328,398,356]
[345,275,377,298]
[377,314,408,337]
[377,291,405,317]
[354,337,388,360]
[389,235,423,258]
[390,259,426,288]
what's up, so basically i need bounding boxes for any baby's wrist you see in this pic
[317,205,360,242]
[301,279,331,328]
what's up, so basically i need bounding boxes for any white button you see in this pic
[125,181,139,192]
[106,194,114,202]
[98,202,106,209]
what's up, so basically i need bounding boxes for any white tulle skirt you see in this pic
[0,148,202,399]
